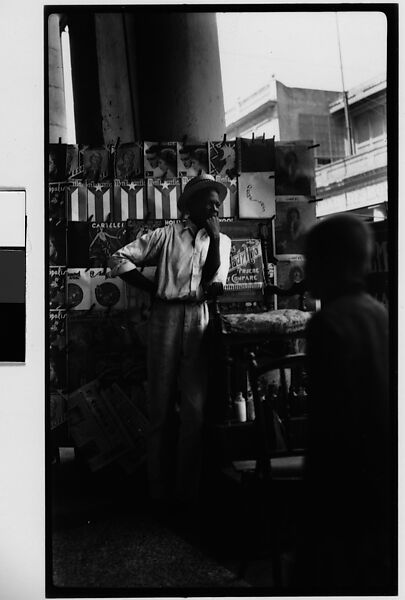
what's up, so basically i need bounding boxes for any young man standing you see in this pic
[109,174,231,507]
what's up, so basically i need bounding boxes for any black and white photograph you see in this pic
[43,6,396,598]
[0,3,398,600]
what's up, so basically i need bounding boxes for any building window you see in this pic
[352,104,386,152]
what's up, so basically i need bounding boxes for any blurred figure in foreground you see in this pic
[294,214,393,593]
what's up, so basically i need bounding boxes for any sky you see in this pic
[217,11,387,114]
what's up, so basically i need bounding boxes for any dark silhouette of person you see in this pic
[294,214,392,593]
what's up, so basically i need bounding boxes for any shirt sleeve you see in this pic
[210,233,232,286]
[108,227,166,277]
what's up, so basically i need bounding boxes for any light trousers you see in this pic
[147,299,209,502]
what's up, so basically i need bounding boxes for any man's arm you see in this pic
[202,216,221,284]
[119,269,157,295]
[108,227,165,295]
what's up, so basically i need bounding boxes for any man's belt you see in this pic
[154,297,207,306]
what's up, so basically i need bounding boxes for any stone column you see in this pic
[94,13,136,144]
[48,13,67,142]
[133,11,226,142]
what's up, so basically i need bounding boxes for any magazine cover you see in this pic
[275,197,316,256]
[275,141,315,196]
[276,258,316,310]
[50,309,67,390]
[225,239,265,291]
[49,143,67,183]
[144,141,178,179]
[238,137,275,172]
[49,184,66,222]
[113,181,147,221]
[66,144,80,180]
[87,183,113,223]
[81,146,110,183]
[89,223,127,268]
[49,221,66,267]
[178,143,209,177]
[114,142,143,181]
[90,268,127,311]
[215,176,238,218]
[66,268,92,310]
[66,182,88,221]
[147,178,181,220]
[209,140,237,179]
[49,266,66,309]
[238,172,276,219]
[49,309,67,352]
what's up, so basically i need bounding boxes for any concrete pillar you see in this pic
[68,14,104,145]
[66,11,226,145]
[134,12,226,142]
[48,13,67,142]
[94,14,136,144]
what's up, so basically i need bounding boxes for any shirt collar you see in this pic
[182,218,207,239]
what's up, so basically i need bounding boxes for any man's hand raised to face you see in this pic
[205,215,220,240]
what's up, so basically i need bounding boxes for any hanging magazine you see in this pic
[144,141,178,179]
[274,196,316,257]
[49,183,66,222]
[89,223,128,268]
[238,137,275,172]
[275,141,315,197]
[81,146,110,184]
[215,176,238,218]
[147,178,181,220]
[49,144,67,183]
[114,142,143,181]
[113,181,147,221]
[49,266,66,309]
[66,183,88,222]
[238,172,275,219]
[90,268,127,311]
[66,268,92,311]
[87,183,113,223]
[178,143,209,177]
[225,239,265,291]
[209,140,237,179]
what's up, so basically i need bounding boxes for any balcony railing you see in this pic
[315,139,387,190]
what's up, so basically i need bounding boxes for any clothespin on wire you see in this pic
[223,133,227,144]
[262,133,265,143]
[251,132,255,143]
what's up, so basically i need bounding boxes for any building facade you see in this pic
[225,76,387,220]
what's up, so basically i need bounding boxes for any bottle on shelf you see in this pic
[233,391,247,423]
[245,381,256,422]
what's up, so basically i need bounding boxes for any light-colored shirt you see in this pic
[109,220,231,301]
